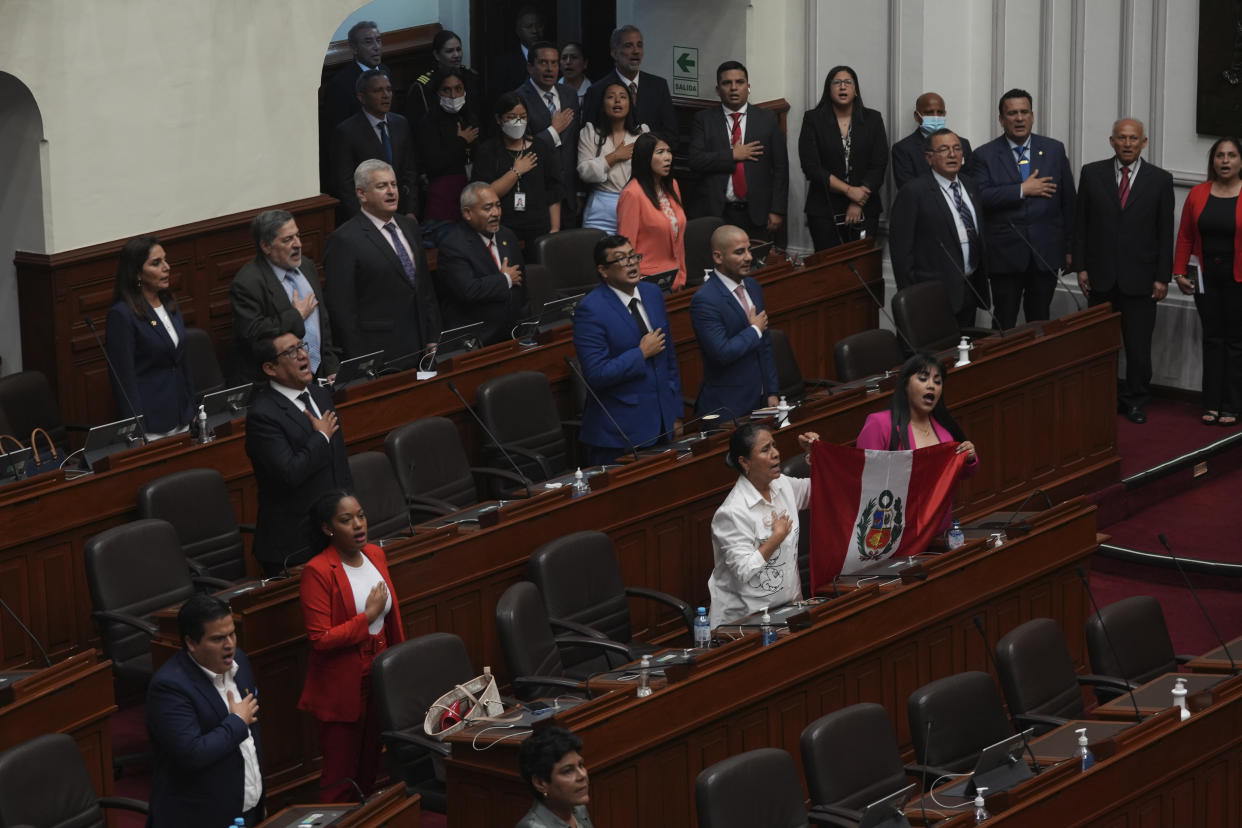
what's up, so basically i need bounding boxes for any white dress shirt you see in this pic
[607,284,653,331]
[577,123,648,193]
[932,170,979,275]
[194,659,263,812]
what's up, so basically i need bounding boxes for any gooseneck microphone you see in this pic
[843,258,920,357]
[938,242,1005,335]
[563,356,640,461]
[1075,565,1144,721]
[0,595,52,667]
[1006,221,1084,312]
[83,315,151,444]
[1158,533,1238,675]
[971,615,1042,773]
[920,717,933,827]
[446,381,533,497]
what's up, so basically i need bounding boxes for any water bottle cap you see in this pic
[697,606,706,614]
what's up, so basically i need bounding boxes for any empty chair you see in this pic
[523,262,557,310]
[475,371,571,484]
[890,282,990,354]
[0,733,148,828]
[0,369,69,449]
[834,329,904,382]
[800,703,912,823]
[184,326,226,400]
[695,747,811,828]
[348,451,412,541]
[531,227,605,288]
[384,416,530,523]
[137,467,249,582]
[770,329,834,402]
[494,581,631,701]
[372,633,476,813]
[1086,595,1193,689]
[684,215,724,288]
[907,671,1012,775]
[527,530,693,677]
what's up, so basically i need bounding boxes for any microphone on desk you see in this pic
[999,488,1053,532]
[938,242,1005,336]
[971,615,1043,773]
[83,316,151,445]
[841,256,919,358]
[1075,565,1144,722]
[323,776,368,806]
[563,356,640,461]
[1006,221,1084,313]
[446,380,534,497]
[0,595,52,667]
[1158,533,1238,676]
[650,406,736,448]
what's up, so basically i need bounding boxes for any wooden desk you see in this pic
[1091,672,1226,720]
[259,785,419,827]
[440,499,1101,827]
[1186,634,1242,674]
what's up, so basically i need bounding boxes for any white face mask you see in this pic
[501,119,527,139]
[440,94,466,113]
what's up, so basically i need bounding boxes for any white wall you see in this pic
[618,0,749,100]
[331,0,440,41]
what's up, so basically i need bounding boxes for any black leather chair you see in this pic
[695,747,815,828]
[523,262,557,311]
[833,329,904,382]
[531,227,604,285]
[0,369,71,449]
[348,451,413,542]
[800,703,914,826]
[890,282,990,353]
[475,371,572,486]
[184,326,226,400]
[907,671,1012,776]
[371,633,476,813]
[384,416,530,523]
[1086,596,1193,691]
[684,215,724,288]
[770,329,833,402]
[494,581,631,701]
[0,733,148,827]
[136,467,251,582]
[527,530,693,677]
[994,618,1135,733]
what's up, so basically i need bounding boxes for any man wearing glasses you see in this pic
[244,332,353,576]
[572,234,683,466]
[889,129,989,327]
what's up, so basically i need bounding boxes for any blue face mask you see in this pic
[919,115,946,134]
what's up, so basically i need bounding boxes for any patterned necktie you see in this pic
[628,82,638,109]
[1118,165,1131,208]
[283,272,321,374]
[1014,145,1030,182]
[377,120,393,164]
[730,112,748,199]
[383,222,417,286]
[544,91,556,115]
[628,297,648,335]
[950,180,979,269]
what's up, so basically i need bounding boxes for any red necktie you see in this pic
[1118,165,1131,208]
[730,112,748,199]
[487,238,502,270]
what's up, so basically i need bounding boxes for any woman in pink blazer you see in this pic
[617,133,687,290]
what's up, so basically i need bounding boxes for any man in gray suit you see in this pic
[231,210,340,382]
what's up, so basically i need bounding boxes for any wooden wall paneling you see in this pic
[595,762,641,828]
[637,743,688,828]
[30,539,79,656]
[885,641,921,747]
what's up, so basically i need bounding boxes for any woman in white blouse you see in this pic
[577,80,647,233]
[708,423,820,628]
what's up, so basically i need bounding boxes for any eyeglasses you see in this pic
[930,145,964,156]
[606,252,644,265]
[830,78,855,87]
[276,341,309,360]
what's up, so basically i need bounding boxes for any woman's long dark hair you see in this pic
[630,133,681,211]
[887,352,965,450]
[307,489,355,554]
[814,64,867,122]
[113,235,178,321]
[590,81,641,157]
[430,66,478,127]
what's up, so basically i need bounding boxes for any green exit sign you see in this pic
[672,45,699,97]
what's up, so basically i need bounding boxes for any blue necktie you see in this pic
[1014,145,1030,181]
[383,222,417,286]
[377,120,393,164]
[284,271,321,373]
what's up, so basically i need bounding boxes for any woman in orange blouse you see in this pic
[617,133,687,290]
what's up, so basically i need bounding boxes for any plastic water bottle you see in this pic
[760,606,777,647]
[636,654,653,697]
[571,468,590,498]
[694,606,711,649]
[973,786,990,822]
[1173,676,1190,721]
[947,520,965,550]
[1076,727,1095,772]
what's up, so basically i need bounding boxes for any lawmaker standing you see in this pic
[617,133,687,290]
[708,425,820,628]
[415,67,481,224]
[578,81,646,233]
[798,65,889,250]
[1173,137,1242,425]
[105,235,195,437]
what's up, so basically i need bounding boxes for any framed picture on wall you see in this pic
[1197,0,1242,136]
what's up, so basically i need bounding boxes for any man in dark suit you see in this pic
[690,224,780,418]
[688,60,788,242]
[1073,118,1174,424]
[891,91,975,189]
[330,70,420,218]
[973,88,1076,328]
[231,210,341,383]
[573,233,683,466]
[244,332,352,575]
[582,25,678,143]
[319,21,385,192]
[486,5,544,104]
[516,41,580,229]
[324,159,441,362]
[146,594,262,827]
[889,129,988,327]
[435,182,527,346]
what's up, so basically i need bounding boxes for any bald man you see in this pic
[890,92,975,189]
[689,225,780,418]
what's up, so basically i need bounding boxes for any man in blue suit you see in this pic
[573,234,683,466]
[690,224,780,418]
[146,594,263,827]
[973,88,1076,328]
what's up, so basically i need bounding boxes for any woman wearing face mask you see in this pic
[416,67,481,224]
[617,133,687,290]
[855,352,978,533]
[406,29,480,124]
[471,91,562,251]
[577,81,647,233]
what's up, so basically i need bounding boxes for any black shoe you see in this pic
[1122,405,1147,424]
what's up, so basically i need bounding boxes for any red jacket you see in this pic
[297,543,404,722]
[1174,181,1242,283]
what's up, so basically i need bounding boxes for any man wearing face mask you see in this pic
[890,92,975,189]
[415,67,481,225]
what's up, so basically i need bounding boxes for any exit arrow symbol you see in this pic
[676,53,696,73]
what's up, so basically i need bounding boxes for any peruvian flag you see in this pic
[808,440,967,591]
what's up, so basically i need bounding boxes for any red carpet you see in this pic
[1115,397,1240,478]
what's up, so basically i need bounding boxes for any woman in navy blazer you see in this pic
[105,235,195,435]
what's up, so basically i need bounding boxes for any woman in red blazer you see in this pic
[618,133,687,290]
[298,489,405,802]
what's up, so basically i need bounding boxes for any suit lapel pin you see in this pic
[151,320,158,327]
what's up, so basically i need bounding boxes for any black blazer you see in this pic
[230,255,341,382]
[470,135,562,238]
[416,105,479,179]
[891,128,974,189]
[582,69,678,143]
[1072,158,1174,296]
[104,299,195,432]
[516,80,580,222]
[687,104,789,227]
[888,173,988,313]
[434,222,528,346]
[798,106,889,220]
[486,47,530,104]
[323,212,442,361]
[244,382,352,566]
[329,111,421,216]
